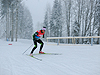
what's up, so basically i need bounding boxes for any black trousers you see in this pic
[31,39,44,54]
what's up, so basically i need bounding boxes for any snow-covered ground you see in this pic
[0,39,100,75]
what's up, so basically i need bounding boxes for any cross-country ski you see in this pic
[27,54,42,61]
[32,53,62,55]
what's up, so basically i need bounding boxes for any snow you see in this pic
[0,39,100,75]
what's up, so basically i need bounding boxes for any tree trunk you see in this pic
[16,0,18,42]
[11,4,14,42]
[6,12,8,41]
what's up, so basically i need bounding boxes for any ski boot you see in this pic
[39,51,44,54]
[30,53,33,56]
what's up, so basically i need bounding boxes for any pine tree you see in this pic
[18,5,33,39]
[44,11,49,40]
[95,0,100,44]
[50,0,62,37]
[0,0,33,40]
[44,4,52,39]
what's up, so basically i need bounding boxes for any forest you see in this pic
[0,0,100,44]
[43,0,100,44]
[0,0,33,41]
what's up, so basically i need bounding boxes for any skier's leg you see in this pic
[37,39,44,51]
[30,41,37,54]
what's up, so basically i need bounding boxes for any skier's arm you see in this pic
[33,32,38,40]
[34,32,38,36]
[43,34,44,38]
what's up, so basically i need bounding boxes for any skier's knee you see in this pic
[34,45,37,48]
[40,42,44,46]
[42,42,44,45]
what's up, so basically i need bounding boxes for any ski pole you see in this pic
[22,44,33,55]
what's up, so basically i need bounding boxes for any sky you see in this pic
[23,0,54,26]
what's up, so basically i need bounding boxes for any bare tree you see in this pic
[63,0,71,43]
[11,3,14,41]
[15,0,19,42]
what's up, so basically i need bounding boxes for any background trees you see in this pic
[43,0,100,44]
[0,0,33,41]
[0,0,100,44]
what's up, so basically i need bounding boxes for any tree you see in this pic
[62,0,72,43]
[44,0,100,44]
[72,21,80,43]
[44,11,49,39]
[0,0,33,41]
[94,0,100,44]
[1,0,14,41]
[44,4,51,40]
[18,5,33,39]
[50,0,63,37]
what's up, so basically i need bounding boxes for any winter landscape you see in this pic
[0,0,100,75]
[0,39,100,75]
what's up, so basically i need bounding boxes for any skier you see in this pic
[30,26,46,56]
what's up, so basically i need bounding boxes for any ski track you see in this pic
[0,39,100,75]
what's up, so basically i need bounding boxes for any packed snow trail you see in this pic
[0,39,100,75]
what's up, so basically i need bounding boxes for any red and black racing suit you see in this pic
[30,30,45,54]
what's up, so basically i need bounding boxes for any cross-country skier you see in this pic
[30,26,46,56]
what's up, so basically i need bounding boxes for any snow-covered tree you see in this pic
[62,0,72,43]
[18,5,33,39]
[0,0,33,41]
[43,0,100,44]
[50,0,63,37]
[43,4,51,40]
[93,0,100,44]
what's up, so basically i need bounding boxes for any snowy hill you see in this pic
[0,39,100,75]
